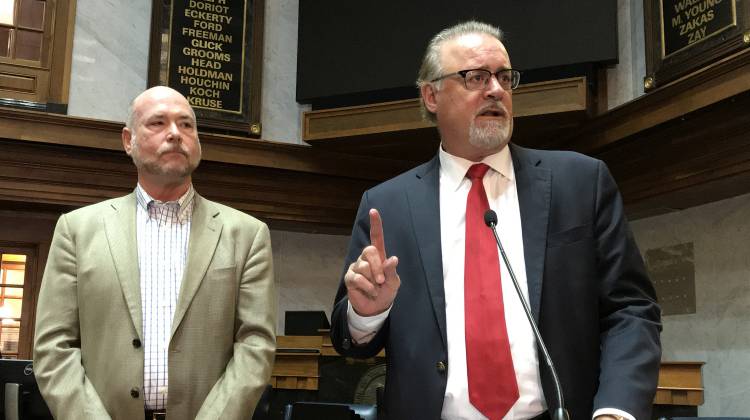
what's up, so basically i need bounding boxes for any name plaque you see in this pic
[148,0,264,136]
[662,0,736,57]
[644,0,749,90]
[170,0,245,113]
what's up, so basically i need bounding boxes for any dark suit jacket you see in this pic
[331,144,661,420]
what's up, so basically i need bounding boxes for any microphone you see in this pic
[484,209,570,420]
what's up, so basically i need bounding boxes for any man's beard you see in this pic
[137,157,197,179]
[468,118,512,150]
[130,142,200,179]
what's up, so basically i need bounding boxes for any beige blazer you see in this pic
[33,192,276,420]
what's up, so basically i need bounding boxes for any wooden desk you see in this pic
[271,334,385,391]
[271,336,322,390]
[272,336,705,405]
[655,361,704,405]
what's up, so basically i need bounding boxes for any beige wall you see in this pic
[270,229,349,334]
[631,192,750,415]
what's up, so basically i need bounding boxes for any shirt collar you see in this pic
[135,183,195,223]
[438,144,515,192]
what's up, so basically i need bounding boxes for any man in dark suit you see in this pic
[331,21,661,420]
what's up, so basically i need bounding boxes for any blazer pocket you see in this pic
[547,224,592,247]
[208,265,237,280]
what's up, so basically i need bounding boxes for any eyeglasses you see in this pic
[430,68,521,91]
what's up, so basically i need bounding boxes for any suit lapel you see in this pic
[406,156,448,349]
[171,194,222,339]
[103,193,143,338]
[511,144,551,321]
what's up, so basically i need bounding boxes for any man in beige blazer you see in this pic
[33,86,276,420]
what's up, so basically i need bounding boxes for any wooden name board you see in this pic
[662,0,737,57]
[170,0,245,113]
[644,0,749,90]
[148,0,265,136]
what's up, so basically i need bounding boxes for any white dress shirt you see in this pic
[135,184,194,410]
[436,146,545,419]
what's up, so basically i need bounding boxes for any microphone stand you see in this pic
[484,210,570,420]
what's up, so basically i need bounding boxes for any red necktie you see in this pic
[464,163,519,420]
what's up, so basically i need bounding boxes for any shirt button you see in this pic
[130,387,140,398]
[436,361,447,373]
[132,338,142,348]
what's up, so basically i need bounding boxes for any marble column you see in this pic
[67,0,151,123]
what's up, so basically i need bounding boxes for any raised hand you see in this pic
[344,209,401,316]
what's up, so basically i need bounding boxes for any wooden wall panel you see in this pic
[0,139,382,234]
[301,50,750,220]
[3,48,750,230]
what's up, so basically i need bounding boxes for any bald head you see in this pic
[126,86,196,132]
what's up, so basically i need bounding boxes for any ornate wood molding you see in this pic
[0,109,414,233]
[303,77,588,141]
[4,46,750,229]
[0,106,411,180]
[559,48,750,218]
[0,138,380,233]
[299,51,750,219]
[559,47,750,153]
[302,77,590,162]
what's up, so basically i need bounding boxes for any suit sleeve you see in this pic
[592,161,662,419]
[196,222,277,419]
[33,215,112,420]
[330,191,391,358]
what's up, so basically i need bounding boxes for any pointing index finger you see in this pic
[369,209,386,261]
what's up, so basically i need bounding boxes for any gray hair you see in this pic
[416,21,504,123]
[125,101,138,131]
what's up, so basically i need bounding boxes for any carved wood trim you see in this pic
[0,106,411,180]
[299,52,750,221]
[3,48,750,230]
[561,47,750,153]
[513,76,588,117]
[48,0,77,105]
[0,108,415,233]
[304,98,430,141]
[0,138,377,233]
[302,77,588,142]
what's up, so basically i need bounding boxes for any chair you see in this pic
[1,360,53,420]
[282,401,377,420]
[251,385,273,420]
